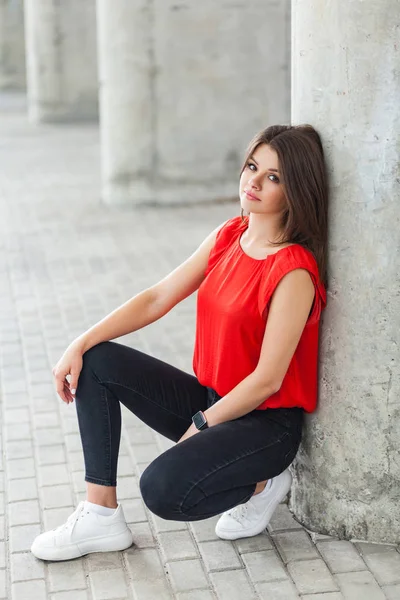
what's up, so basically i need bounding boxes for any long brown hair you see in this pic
[240,124,329,287]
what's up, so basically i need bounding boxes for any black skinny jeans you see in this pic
[75,341,304,522]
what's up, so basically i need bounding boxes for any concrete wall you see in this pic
[0,0,26,90]
[291,1,400,543]
[97,0,291,206]
[24,0,98,123]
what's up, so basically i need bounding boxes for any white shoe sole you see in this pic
[215,470,292,540]
[31,527,133,561]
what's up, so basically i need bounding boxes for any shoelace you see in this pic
[227,480,275,525]
[53,502,86,534]
[227,502,250,524]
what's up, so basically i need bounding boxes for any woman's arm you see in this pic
[74,221,227,354]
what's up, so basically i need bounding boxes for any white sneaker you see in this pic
[215,468,292,540]
[31,501,133,561]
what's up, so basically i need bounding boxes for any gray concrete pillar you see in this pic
[0,0,26,90]
[291,1,400,543]
[24,0,98,123]
[96,0,291,206]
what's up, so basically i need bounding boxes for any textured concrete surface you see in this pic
[96,0,291,206]
[1,95,400,599]
[0,0,26,90]
[291,0,400,543]
[24,0,98,123]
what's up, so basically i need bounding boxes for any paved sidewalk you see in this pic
[0,93,399,600]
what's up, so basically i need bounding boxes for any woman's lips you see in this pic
[245,190,261,201]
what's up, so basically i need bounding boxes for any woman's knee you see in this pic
[76,342,113,398]
[139,454,198,521]
[81,341,112,372]
[139,458,173,519]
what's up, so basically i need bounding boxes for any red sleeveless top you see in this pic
[192,217,327,412]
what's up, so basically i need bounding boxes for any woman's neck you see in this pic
[244,214,284,247]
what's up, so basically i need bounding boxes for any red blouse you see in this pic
[192,216,327,412]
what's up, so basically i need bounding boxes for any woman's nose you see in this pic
[249,177,261,189]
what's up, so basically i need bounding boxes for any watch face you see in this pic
[193,411,207,430]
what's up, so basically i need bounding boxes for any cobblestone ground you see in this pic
[0,94,399,600]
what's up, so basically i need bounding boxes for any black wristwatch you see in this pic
[192,410,208,430]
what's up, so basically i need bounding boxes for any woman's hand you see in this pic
[52,340,85,405]
[177,423,200,444]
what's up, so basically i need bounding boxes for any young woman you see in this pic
[31,124,328,562]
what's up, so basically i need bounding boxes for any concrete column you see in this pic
[24,0,98,123]
[0,0,26,90]
[291,1,400,543]
[97,0,291,206]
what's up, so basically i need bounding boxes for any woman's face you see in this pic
[239,143,287,216]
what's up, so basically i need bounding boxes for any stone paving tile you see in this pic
[40,484,74,509]
[8,478,38,503]
[255,579,300,599]
[5,440,33,460]
[210,568,258,599]
[86,551,123,571]
[166,559,210,593]
[9,500,40,527]
[4,423,31,442]
[382,583,400,600]
[190,516,220,542]
[362,550,400,586]
[272,529,320,563]
[124,547,165,580]
[89,568,128,599]
[158,530,199,562]
[287,559,340,595]
[10,524,41,553]
[8,459,36,481]
[198,540,242,572]
[116,455,135,477]
[335,571,386,599]
[316,540,367,573]
[130,521,157,548]
[131,577,174,600]
[47,560,86,592]
[120,498,147,523]
[33,428,64,446]
[150,512,189,534]
[116,475,141,499]
[131,443,161,463]
[69,452,85,472]
[11,579,47,600]
[234,531,273,554]
[10,550,45,582]
[38,464,70,486]
[1,95,400,600]
[242,549,288,583]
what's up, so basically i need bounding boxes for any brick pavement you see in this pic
[0,93,399,600]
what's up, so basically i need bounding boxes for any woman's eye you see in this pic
[247,162,256,171]
[268,174,279,183]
